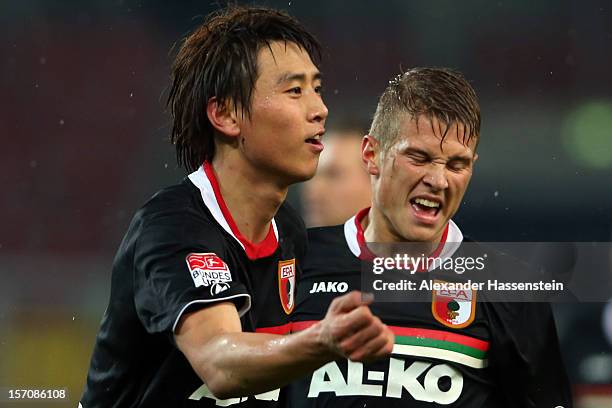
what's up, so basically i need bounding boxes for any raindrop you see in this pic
[29,160,38,168]
[59,119,65,125]
[333,89,339,95]
[72,316,75,321]
[129,92,133,98]
[493,191,499,197]
[164,163,168,168]
[39,56,46,65]
[34,83,39,88]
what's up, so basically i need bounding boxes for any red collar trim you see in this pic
[203,162,278,260]
[430,223,449,259]
[354,207,450,268]
[355,207,376,260]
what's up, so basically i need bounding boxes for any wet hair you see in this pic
[167,5,322,171]
[369,67,481,153]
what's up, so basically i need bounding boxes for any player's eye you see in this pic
[287,87,302,95]
[314,85,323,94]
[408,154,429,165]
[447,160,469,172]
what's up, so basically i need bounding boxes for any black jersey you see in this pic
[80,163,305,408]
[286,208,572,408]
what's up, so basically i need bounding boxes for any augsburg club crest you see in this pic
[432,280,477,328]
[278,259,296,314]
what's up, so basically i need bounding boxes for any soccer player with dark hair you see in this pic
[287,67,572,407]
[80,6,393,408]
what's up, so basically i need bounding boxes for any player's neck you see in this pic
[211,156,288,244]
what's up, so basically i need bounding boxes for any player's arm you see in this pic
[175,291,394,399]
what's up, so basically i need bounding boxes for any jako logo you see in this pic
[308,281,349,293]
[210,282,230,296]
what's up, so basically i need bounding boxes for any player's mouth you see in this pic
[305,130,325,153]
[410,196,442,224]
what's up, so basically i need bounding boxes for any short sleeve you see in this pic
[133,211,251,334]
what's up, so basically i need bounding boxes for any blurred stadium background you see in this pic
[1,1,611,406]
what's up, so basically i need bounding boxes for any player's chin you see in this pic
[291,157,319,182]
[401,220,443,243]
[268,156,317,185]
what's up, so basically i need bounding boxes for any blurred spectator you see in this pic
[302,128,371,227]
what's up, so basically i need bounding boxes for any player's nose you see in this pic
[423,164,449,191]
[307,95,328,123]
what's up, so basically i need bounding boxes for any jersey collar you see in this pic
[344,207,463,268]
[188,162,279,260]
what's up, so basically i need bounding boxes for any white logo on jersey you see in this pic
[186,253,232,288]
[308,358,463,404]
[308,281,349,293]
[189,383,279,406]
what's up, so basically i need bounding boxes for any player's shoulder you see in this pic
[131,178,225,243]
[461,237,533,273]
[462,239,554,318]
[302,224,358,276]
[306,224,350,260]
[307,224,346,247]
[136,178,204,219]
[137,178,196,215]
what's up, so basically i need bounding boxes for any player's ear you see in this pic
[362,135,380,176]
[206,97,240,138]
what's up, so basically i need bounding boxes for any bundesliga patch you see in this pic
[432,280,476,328]
[186,253,232,290]
[278,259,296,314]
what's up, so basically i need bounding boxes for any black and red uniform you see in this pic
[80,163,305,407]
[287,208,572,407]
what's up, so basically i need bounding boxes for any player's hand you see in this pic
[317,290,394,362]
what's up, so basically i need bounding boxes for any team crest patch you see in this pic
[186,253,232,291]
[432,280,477,328]
[278,259,296,314]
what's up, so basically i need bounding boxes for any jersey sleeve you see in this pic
[489,301,573,407]
[132,211,250,335]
